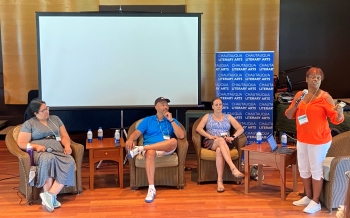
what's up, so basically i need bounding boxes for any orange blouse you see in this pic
[285,91,344,145]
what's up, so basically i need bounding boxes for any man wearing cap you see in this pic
[125,97,185,203]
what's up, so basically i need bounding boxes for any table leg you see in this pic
[244,150,249,194]
[258,164,263,186]
[119,149,124,189]
[89,150,94,190]
[279,158,286,200]
[292,164,297,192]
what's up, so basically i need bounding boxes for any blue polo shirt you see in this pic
[136,115,180,146]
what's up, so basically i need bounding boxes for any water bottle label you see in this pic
[88,138,93,143]
[98,136,103,140]
[115,138,120,146]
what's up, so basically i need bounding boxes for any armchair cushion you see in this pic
[323,157,335,181]
[200,148,239,161]
[135,153,179,168]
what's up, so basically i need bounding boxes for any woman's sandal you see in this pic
[232,168,244,178]
[217,180,225,193]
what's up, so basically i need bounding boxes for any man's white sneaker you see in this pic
[145,188,156,203]
[293,196,311,206]
[303,200,321,214]
[128,146,142,158]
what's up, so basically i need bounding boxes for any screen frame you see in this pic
[36,12,202,110]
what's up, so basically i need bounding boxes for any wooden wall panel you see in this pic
[0,0,99,104]
[100,0,185,5]
[0,0,279,104]
[186,0,279,101]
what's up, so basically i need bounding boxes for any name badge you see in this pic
[298,115,309,125]
[163,135,170,140]
[55,135,61,141]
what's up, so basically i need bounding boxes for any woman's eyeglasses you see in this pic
[38,106,49,113]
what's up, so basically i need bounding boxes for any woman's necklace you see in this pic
[213,113,223,121]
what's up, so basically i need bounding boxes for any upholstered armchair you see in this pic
[127,118,188,190]
[5,125,84,205]
[321,130,350,213]
[192,116,246,184]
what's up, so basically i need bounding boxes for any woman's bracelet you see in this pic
[337,114,344,121]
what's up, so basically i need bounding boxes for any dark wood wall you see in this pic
[280,0,350,98]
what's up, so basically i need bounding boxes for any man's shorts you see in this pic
[141,146,177,158]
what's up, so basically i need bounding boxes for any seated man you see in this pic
[126,97,185,203]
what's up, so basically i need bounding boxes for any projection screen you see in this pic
[36,12,201,109]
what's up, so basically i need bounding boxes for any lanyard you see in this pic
[157,119,170,136]
[297,88,319,117]
[45,118,60,136]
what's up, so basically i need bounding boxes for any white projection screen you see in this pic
[36,12,201,109]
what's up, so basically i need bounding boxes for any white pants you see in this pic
[297,140,332,180]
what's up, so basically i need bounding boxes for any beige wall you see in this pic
[0,0,279,104]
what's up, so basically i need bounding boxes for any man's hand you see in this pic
[125,140,135,150]
[164,111,173,122]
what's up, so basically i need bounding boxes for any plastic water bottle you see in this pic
[114,129,120,146]
[281,132,287,147]
[98,127,103,140]
[26,143,34,166]
[87,129,93,143]
[256,130,262,144]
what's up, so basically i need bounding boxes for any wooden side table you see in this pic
[241,143,298,200]
[86,138,124,190]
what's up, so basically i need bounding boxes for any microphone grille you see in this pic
[303,89,308,94]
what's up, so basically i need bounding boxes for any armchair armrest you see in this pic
[329,156,350,181]
[192,129,202,157]
[5,126,31,174]
[176,136,188,186]
[70,140,84,165]
[234,133,247,158]
[70,140,84,192]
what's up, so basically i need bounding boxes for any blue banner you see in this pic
[215,51,274,144]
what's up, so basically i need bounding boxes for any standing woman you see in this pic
[17,99,75,212]
[285,67,344,214]
[196,97,244,192]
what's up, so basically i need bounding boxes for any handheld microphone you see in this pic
[295,89,308,107]
[300,89,308,99]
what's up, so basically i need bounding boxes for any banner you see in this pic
[215,51,274,144]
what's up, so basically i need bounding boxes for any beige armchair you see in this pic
[320,130,350,213]
[192,116,246,184]
[5,125,84,205]
[127,118,188,190]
